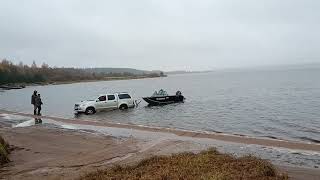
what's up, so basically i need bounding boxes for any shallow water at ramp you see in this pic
[0,68,320,144]
[2,113,320,169]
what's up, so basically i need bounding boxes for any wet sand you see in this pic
[0,126,211,180]
[0,111,320,179]
[1,126,319,180]
[0,127,139,179]
[1,110,319,152]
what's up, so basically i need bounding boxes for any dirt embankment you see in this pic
[0,126,140,180]
[0,135,10,165]
[0,111,319,180]
[0,126,319,180]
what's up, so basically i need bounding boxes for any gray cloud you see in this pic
[0,0,319,71]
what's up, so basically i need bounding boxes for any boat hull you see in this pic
[143,95,184,106]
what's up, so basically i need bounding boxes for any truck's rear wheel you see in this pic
[85,107,96,115]
[119,104,128,110]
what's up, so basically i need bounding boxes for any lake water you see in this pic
[0,67,320,144]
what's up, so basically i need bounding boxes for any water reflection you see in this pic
[13,117,42,127]
[35,117,42,124]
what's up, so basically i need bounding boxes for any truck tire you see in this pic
[119,104,128,110]
[85,107,96,115]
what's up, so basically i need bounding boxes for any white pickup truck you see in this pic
[74,92,135,115]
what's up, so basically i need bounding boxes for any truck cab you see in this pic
[74,92,135,115]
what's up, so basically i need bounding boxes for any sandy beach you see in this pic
[2,0,320,179]
[0,111,320,180]
[1,110,320,152]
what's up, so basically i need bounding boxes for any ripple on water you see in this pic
[297,137,320,144]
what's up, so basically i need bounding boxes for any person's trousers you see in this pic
[37,106,42,115]
[33,105,37,115]
[34,105,41,115]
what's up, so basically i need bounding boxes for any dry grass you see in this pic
[81,148,288,180]
[0,135,10,165]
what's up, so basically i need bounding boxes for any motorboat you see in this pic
[143,89,185,106]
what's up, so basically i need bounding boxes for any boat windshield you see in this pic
[152,89,168,97]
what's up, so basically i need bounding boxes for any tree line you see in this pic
[0,59,162,85]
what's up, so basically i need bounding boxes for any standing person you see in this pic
[31,90,38,115]
[35,94,43,116]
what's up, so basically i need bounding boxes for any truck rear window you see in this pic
[118,94,131,99]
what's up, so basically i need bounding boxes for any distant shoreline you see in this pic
[45,75,166,86]
[0,75,166,89]
[166,70,213,75]
[0,59,167,90]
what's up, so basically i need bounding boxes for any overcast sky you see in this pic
[0,0,319,71]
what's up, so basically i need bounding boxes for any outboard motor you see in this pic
[176,91,182,96]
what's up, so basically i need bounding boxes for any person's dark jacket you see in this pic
[35,96,43,107]
[31,94,37,105]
